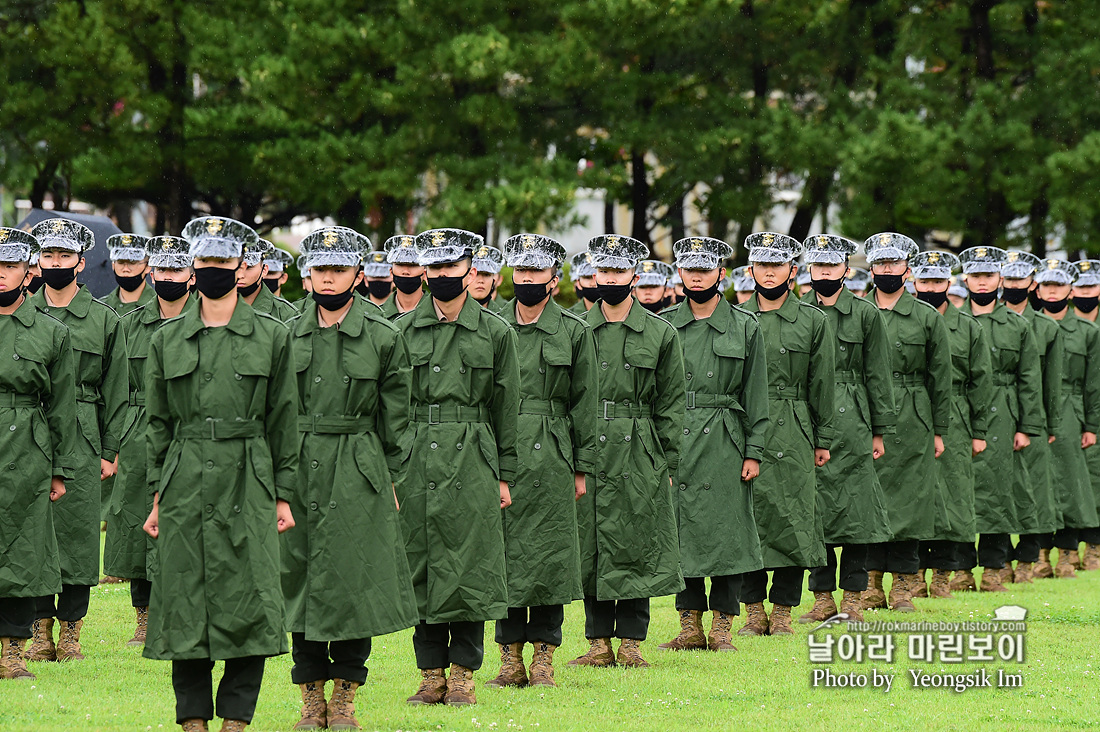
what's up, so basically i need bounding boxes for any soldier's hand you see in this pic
[814,448,830,467]
[574,472,587,501]
[1083,432,1097,449]
[276,499,295,533]
[741,459,760,481]
[49,477,66,502]
[100,458,117,480]
[393,485,400,511]
[934,435,945,458]
[1013,432,1030,451]
[499,481,512,509]
[972,439,987,456]
[872,435,885,460]
[1048,435,1056,444]
[143,497,159,539]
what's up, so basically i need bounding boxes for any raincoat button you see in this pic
[329,501,337,509]
[839,407,845,413]
[534,443,541,449]
[684,428,689,435]
[778,418,784,426]
[310,502,318,510]
[456,443,463,450]
[433,366,441,373]
[599,435,606,442]
[11,354,17,360]
[205,461,214,470]
[601,362,608,369]
[624,435,631,442]
[538,367,545,374]
[7,463,14,470]
[343,376,350,383]
[430,442,438,449]
[459,366,466,374]
[779,347,786,354]
[777,451,784,458]
[314,376,322,383]
[428,482,436,490]
[233,505,240,513]
[624,363,631,370]
[703,427,710,434]
[8,426,14,432]
[533,480,540,487]
[205,505,214,514]
[204,373,213,381]
[235,373,242,380]
[310,460,319,468]
[840,345,846,351]
[704,483,711,490]
[707,371,713,377]
[679,483,686,491]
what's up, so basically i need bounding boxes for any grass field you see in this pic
[3,560,1099,732]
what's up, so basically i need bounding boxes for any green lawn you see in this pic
[3,562,1099,731]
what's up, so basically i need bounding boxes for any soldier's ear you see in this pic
[75,256,86,275]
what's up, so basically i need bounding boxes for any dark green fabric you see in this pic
[248,284,298,322]
[1018,306,1063,533]
[100,283,156,316]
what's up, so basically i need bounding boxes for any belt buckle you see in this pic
[428,404,440,425]
[685,391,696,410]
[206,417,220,441]
[602,400,614,420]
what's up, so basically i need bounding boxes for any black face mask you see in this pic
[872,273,905,294]
[969,290,998,307]
[393,274,423,294]
[1074,296,1099,314]
[263,278,281,293]
[0,288,22,307]
[1043,298,1069,314]
[312,287,356,311]
[916,289,948,308]
[154,279,190,302]
[1029,289,1043,311]
[26,276,43,294]
[426,268,469,302]
[596,282,632,306]
[640,299,666,313]
[475,295,492,306]
[367,279,393,300]
[684,282,721,304]
[513,281,552,307]
[1002,287,1029,305]
[41,266,78,291]
[672,292,686,304]
[810,277,844,298]
[194,267,239,300]
[114,272,145,292]
[237,280,261,298]
[755,281,789,301]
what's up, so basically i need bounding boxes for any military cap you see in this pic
[472,243,505,274]
[263,247,294,273]
[417,228,482,267]
[297,255,311,276]
[948,280,968,299]
[363,250,392,278]
[744,231,801,264]
[1001,250,1041,280]
[147,235,192,269]
[0,228,39,264]
[504,233,566,270]
[30,218,94,254]
[1034,258,1077,285]
[1075,260,1100,287]
[299,226,371,270]
[795,264,812,288]
[864,232,918,264]
[569,251,596,280]
[182,216,258,260]
[670,271,683,287]
[910,250,960,280]
[106,233,150,262]
[845,268,871,292]
[243,237,273,267]
[635,259,674,288]
[587,234,648,270]
[905,280,916,294]
[803,234,858,265]
[673,236,733,270]
[731,265,755,292]
[384,234,421,265]
[29,251,40,267]
[958,246,1006,275]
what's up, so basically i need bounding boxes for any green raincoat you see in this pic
[868,289,953,541]
[282,297,418,640]
[499,299,597,607]
[1075,315,1100,528]
[100,283,156,316]
[396,295,520,624]
[1018,306,1063,533]
[741,292,835,568]
[810,286,894,545]
[30,286,129,585]
[665,298,769,577]
[567,299,593,316]
[579,300,685,600]
[248,284,298,322]
[0,298,78,598]
[380,291,424,321]
[104,295,198,580]
[143,299,299,661]
[964,302,1043,534]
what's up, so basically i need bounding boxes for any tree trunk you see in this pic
[788,174,831,242]
[603,196,616,233]
[1029,192,1048,258]
[630,149,650,245]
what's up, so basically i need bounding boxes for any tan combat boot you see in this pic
[840,590,863,622]
[99,575,126,585]
[798,592,838,625]
[127,606,148,647]
[0,637,35,680]
[707,611,737,651]
[219,721,247,732]
[769,605,794,635]
[328,678,362,730]
[1002,562,1015,583]
[657,609,707,651]
[1055,549,1078,579]
[485,642,527,688]
[616,638,650,667]
[911,569,929,598]
[1033,548,1054,579]
[1014,562,1035,584]
[55,620,84,662]
[444,664,476,706]
[180,720,208,732]
[888,574,915,612]
[406,668,447,705]
[979,567,1008,592]
[1084,544,1100,571]
[528,642,557,687]
[862,571,887,610]
[25,618,55,662]
[737,602,769,636]
[948,569,977,592]
[929,569,954,598]
[568,637,615,667]
[293,680,326,730]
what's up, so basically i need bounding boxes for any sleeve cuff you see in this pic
[745,445,764,462]
[934,423,951,434]
[100,449,118,462]
[275,481,294,502]
[573,448,596,474]
[498,458,517,483]
[972,429,987,440]
[665,456,680,473]
[871,419,897,434]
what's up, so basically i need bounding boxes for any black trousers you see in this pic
[1014,534,1043,563]
[1081,527,1100,544]
[131,578,152,607]
[172,656,266,724]
[412,621,484,670]
[34,584,91,622]
[740,567,804,607]
[865,540,920,574]
[977,533,1013,569]
[582,596,650,640]
[919,540,964,571]
[495,605,565,646]
[675,576,741,615]
[0,596,35,638]
[1053,528,1079,550]
[291,633,371,685]
[808,545,869,593]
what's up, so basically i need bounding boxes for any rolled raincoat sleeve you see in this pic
[741,317,770,462]
[653,326,686,475]
[145,331,170,493]
[46,327,78,480]
[491,325,521,482]
[807,313,836,448]
[1084,325,1100,434]
[1043,327,1064,434]
[378,329,412,481]
[926,313,954,434]
[569,324,598,474]
[1016,325,1045,436]
[863,308,897,434]
[98,314,130,461]
[264,323,299,501]
[967,323,993,440]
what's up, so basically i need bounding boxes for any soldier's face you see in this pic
[679,267,723,290]
[195,257,243,272]
[153,267,194,285]
[578,275,596,291]
[237,261,267,287]
[1038,282,1071,302]
[634,284,665,304]
[513,267,556,286]
[266,272,289,288]
[1073,284,1100,298]
[112,259,150,278]
[966,271,1000,293]
[469,271,497,299]
[749,262,794,288]
[0,261,30,293]
[913,278,949,294]
[302,276,313,292]
[596,268,637,288]
[39,249,84,273]
[312,265,361,294]
[1004,277,1032,290]
[809,262,848,281]
[735,290,753,304]
[870,260,908,277]
[391,263,424,279]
